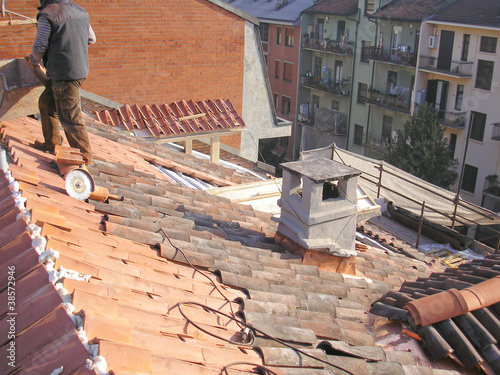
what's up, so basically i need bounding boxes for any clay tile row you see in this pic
[95,99,245,138]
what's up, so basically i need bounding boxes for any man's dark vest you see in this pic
[37,0,90,80]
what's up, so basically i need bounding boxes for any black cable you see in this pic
[161,229,357,374]
[178,302,356,375]
[160,229,247,331]
[223,361,281,375]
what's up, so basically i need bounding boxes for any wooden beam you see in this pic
[210,136,220,164]
[184,139,192,155]
[0,19,37,27]
[178,113,206,122]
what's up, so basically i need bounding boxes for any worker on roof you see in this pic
[27,0,95,166]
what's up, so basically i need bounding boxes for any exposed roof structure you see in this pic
[302,0,358,16]
[426,0,500,28]
[95,99,246,140]
[222,0,317,24]
[370,0,450,22]
[0,114,473,374]
[371,256,500,374]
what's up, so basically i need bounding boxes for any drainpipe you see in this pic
[365,18,378,144]
[345,8,361,151]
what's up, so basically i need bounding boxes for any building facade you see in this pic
[298,0,499,212]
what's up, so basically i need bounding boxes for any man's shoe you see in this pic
[34,140,56,154]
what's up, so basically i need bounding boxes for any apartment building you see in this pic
[224,0,315,170]
[349,0,449,158]
[297,0,499,212]
[296,0,359,158]
[417,0,500,210]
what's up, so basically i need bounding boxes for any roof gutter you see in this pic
[423,19,500,32]
[208,0,260,25]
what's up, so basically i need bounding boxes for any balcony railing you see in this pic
[363,134,390,155]
[362,46,416,67]
[418,55,473,77]
[300,75,351,97]
[302,36,354,56]
[366,88,411,113]
[415,103,466,129]
[493,123,500,141]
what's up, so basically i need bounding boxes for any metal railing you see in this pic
[363,134,390,154]
[366,88,412,113]
[415,103,466,129]
[300,75,351,97]
[419,55,474,77]
[362,46,416,67]
[302,37,354,55]
[492,123,500,141]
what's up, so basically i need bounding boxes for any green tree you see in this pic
[386,103,458,189]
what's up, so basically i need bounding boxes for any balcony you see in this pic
[366,88,411,114]
[302,36,354,56]
[300,75,351,97]
[493,123,500,141]
[418,55,473,78]
[363,134,390,155]
[415,104,466,129]
[362,46,416,67]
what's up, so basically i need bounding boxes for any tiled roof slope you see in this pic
[428,0,500,28]
[370,0,449,22]
[303,0,358,16]
[371,256,500,374]
[222,0,316,23]
[0,116,459,374]
[95,99,245,139]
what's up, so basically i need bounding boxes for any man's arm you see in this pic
[29,16,51,68]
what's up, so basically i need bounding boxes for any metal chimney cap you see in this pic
[280,158,361,183]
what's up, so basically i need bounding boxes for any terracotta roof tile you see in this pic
[0,115,461,374]
[429,0,500,28]
[304,0,358,16]
[370,0,448,22]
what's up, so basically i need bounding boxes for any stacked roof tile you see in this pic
[371,255,500,374]
[95,99,245,139]
[0,115,471,374]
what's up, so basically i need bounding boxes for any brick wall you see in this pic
[1,0,245,150]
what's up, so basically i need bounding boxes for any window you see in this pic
[282,96,291,115]
[382,115,393,141]
[331,100,340,111]
[449,133,457,157]
[480,36,497,53]
[337,21,346,40]
[260,23,269,42]
[314,56,322,77]
[283,62,293,81]
[285,28,294,47]
[461,34,470,61]
[358,83,368,104]
[461,164,478,194]
[365,0,375,15]
[274,93,279,111]
[276,27,282,45]
[475,60,494,90]
[354,125,364,146]
[275,60,280,79]
[361,41,371,63]
[455,85,464,110]
[470,111,487,141]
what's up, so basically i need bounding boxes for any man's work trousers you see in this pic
[38,79,93,164]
